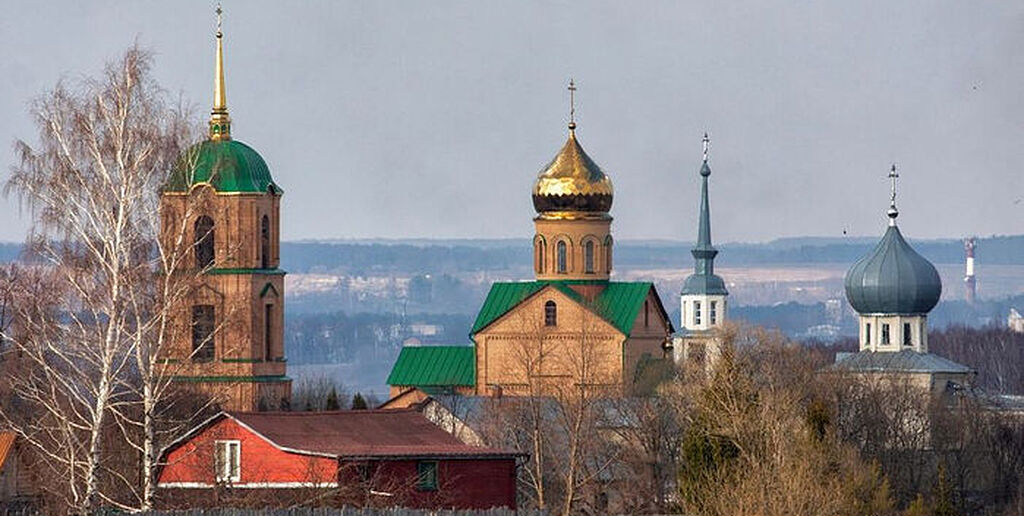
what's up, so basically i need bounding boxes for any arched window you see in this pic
[264,304,274,360]
[557,241,568,274]
[584,241,595,273]
[191,304,215,362]
[604,236,613,272]
[535,238,545,274]
[544,301,557,326]
[261,215,271,269]
[194,216,215,269]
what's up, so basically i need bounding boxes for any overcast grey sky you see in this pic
[1,1,1022,244]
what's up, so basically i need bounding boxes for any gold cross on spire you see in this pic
[209,2,231,141]
[702,132,710,162]
[568,78,577,131]
[887,163,899,224]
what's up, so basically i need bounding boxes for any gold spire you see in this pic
[209,3,231,141]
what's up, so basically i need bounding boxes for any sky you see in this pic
[1,1,1022,244]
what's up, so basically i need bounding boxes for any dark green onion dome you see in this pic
[844,225,941,315]
[164,139,282,194]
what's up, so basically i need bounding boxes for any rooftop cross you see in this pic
[568,78,577,131]
[216,3,223,37]
[209,2,231,140]
[888,164,899,225]
[702,132,710,162]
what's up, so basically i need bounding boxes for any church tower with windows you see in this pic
[532,81,614,281]
[834,165,972,392]
[674,134,729,368]
[386,81,674,401]
[160,7,290,411]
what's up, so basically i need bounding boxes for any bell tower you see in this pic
[675,134,729,369]
[532,80,615,281]
[160,6,290,411]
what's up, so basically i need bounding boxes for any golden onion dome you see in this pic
[532,126,614,215]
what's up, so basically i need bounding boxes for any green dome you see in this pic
[844,225,942,315]
[165,139,281,194]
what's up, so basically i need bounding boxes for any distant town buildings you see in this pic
[1007,308,1024,333]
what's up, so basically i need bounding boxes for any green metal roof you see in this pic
[471,280,665,336]
[165,139,282,194]
[386,346,475,387]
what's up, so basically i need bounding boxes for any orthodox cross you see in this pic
[568,78,577,129]
[888,164,900,223]
[216,3,223,37]
[702,132,710,162]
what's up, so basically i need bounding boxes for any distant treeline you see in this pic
[0,243,21,263]
[276,235,1022,274]
[1,235,1018,271]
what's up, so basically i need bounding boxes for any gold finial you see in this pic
[887,163,899,225]
[567,78,577,132]
[702,132,710,162]
[209,2,231,141]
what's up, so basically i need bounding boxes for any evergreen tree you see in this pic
[933,464,958,516]
[325,387,340,411]
[351,392,368,410]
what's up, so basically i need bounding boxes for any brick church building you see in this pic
[159,8,290,410]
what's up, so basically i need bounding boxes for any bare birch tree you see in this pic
[2,46,201,514]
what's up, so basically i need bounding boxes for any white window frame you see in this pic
[694,301,702,326]
[215,440,241,483]
[710,301,717,325]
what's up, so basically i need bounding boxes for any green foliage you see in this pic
[677,418,739,510]
[325,387,340,411]
[351,392,368,410]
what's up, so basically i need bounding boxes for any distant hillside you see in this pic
[1,235,1019,271]
[278,234,1023,273]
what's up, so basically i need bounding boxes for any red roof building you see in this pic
[157,409,519,510]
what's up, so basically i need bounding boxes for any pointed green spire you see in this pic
[682,133,727,296]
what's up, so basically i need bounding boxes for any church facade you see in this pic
[159,14,291,411]
[388,87,674,398]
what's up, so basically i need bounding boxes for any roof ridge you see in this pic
[228,408,421,417]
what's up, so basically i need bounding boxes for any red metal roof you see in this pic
[226,409,516,459]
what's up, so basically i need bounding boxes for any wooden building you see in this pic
[157,410,520,510]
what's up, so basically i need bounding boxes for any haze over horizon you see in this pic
[2,1,1022,244]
